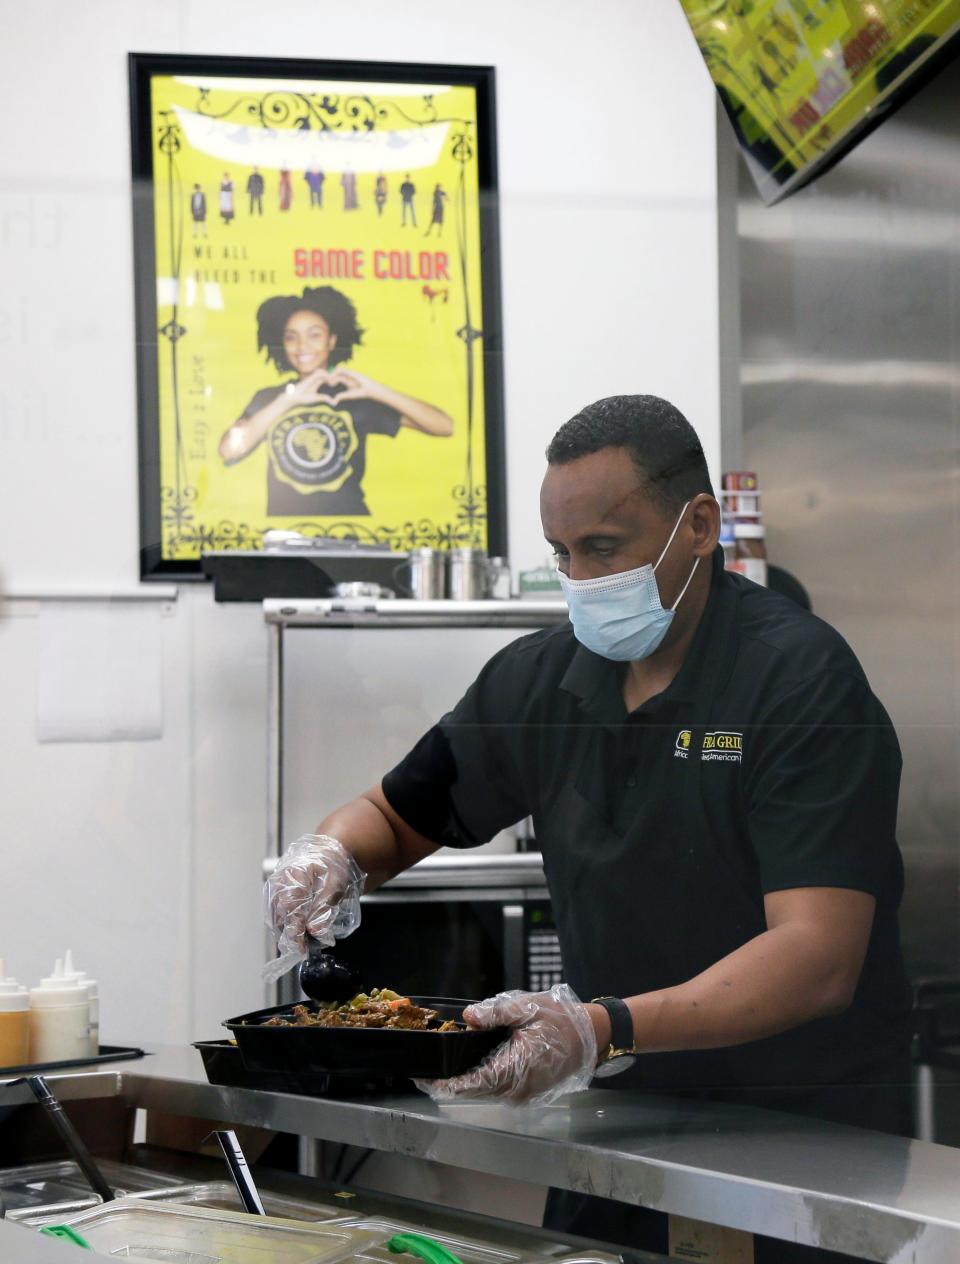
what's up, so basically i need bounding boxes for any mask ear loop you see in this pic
[670,555,700,612]
[653,501,699,612]
[653,500,691,572]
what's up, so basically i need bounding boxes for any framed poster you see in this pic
[129,53,506,580]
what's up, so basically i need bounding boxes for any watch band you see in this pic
[591,995,635,1057]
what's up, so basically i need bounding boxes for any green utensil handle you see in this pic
[388,1232,465,1264]
[39,1224,92,1249]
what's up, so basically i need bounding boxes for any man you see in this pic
[268,396,912,1263]
[247,167,265,215]
[400,173,417,227]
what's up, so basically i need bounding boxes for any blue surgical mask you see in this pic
[557,502,700,661]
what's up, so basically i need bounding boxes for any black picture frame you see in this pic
[129,52,507,580]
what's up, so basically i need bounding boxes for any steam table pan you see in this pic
[55,1197,390,1262]
[1,1158,184,1220]
[224,998,506,1079]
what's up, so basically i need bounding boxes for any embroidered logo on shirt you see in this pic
[674,729,743,762]
[702,731,743,763]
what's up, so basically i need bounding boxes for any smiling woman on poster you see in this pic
[218,285,453,517]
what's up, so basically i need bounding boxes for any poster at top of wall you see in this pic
[679,0,960,203]
[130,55,505,579]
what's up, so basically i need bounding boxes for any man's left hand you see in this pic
[415,984,598,1106]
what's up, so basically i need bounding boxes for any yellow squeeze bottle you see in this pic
[0,958,30,1069]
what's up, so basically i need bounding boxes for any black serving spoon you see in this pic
[298,934,364,1004]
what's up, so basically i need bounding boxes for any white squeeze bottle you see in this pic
[62,949,99,1056]
[28,958,91,1064]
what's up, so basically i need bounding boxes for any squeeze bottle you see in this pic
[0,959,30,1068]
[28,959,91,1064]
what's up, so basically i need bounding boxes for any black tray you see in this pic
[0,1045,146,1077]
[201,551,401,602]
[223,998,506,1079]
[193,1040,400,1097]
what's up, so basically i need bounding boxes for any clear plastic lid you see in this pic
[545,1255,622,1264]
[345,1219,531,1264]
[60,1198,390,1263]
[129,1182,351,1222]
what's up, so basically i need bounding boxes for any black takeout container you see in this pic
[193,1039,399,1097]
[223,997,506,1079]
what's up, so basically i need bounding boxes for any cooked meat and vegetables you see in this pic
[262,989,462,1032]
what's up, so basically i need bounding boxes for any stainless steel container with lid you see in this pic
[446,548,487,600]
[399,548,445,600]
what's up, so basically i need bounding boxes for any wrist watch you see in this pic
[591,996,638,1078]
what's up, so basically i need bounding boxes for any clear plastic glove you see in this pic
[415,983,597,1107]
[262,834,366,983]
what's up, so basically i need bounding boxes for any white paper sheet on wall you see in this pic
[37,602,163,742]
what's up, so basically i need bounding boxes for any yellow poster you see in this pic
[133,59,501,574]
[679,0,960,201]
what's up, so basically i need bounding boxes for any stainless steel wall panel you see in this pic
[737,60,960,979]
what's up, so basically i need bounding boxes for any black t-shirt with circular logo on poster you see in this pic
[240,383,402,517]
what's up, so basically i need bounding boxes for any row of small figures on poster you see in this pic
[189,170,449,232]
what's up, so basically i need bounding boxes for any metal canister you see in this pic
[402,547,445,600]
[447,548,487,600]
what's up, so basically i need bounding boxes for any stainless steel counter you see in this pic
[5,1048,960,1262]
[262,597,569,630]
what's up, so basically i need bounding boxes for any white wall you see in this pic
[0,0,721,1043]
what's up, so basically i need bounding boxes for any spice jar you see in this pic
[730,522,768,586]
[486,556,512,600]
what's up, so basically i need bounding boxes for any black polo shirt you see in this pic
[383,550,912,1097]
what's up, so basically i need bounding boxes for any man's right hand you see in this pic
[263,835,366,982]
